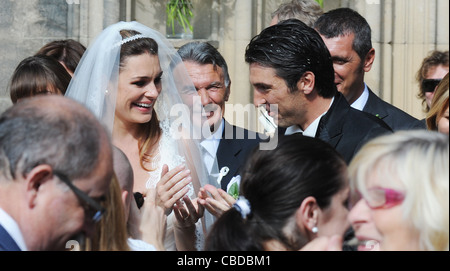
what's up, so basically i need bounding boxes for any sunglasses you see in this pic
[53,171,105,223]
[422,79,442,93]
[364,187,405,209]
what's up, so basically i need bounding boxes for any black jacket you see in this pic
[216,120,263,191]
[363,88,425,131]
[315,92,393,164]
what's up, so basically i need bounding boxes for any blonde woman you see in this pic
[348,130,449,251]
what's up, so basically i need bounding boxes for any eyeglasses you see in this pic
[422,79,442,93]
[53,171,105,223]
[364,187,405,209]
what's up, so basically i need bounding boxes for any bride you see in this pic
[65,21,218,251]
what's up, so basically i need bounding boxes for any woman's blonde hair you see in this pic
[349,130,449,251]
[427,73,449,131]
[86,175,130,251]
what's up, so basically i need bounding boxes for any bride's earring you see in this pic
[105,89,109,95]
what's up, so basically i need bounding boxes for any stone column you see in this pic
[221,0,257,131]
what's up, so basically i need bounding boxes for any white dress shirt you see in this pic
[0,207,27,251]
[200,119,224,174]
[350,83,369,111]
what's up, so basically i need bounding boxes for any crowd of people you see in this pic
[0,0,448,252]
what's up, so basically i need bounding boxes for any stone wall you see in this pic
[0,0,69,113]
[0,0,123,114]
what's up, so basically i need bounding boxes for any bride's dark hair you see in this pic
[119,29,161,171]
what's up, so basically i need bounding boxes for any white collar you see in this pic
[0,207,28,251]
[285,97,334,137]
[351,84,369,111]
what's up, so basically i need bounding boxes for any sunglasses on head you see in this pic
[422,79,442,93]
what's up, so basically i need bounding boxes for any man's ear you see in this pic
[296,196,320,235]
[363,48,375,73]
[297,72,315,95]
[24,164,53,208]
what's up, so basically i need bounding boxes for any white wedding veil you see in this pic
[65,21,219,233]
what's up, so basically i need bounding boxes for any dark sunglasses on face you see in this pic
[422,79,442,93]
[53,171,105,223]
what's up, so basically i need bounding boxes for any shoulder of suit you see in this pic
[366,88,423,129]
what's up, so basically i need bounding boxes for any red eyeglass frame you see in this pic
[365,187,405,209]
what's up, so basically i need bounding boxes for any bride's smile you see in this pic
[116,53,162,123]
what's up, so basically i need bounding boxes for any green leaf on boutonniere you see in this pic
[228,182,239,200]
[375,114,381,119]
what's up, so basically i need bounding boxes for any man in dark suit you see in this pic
[314,8,425,131]
[246,19,392,165]
[0,96,113,251]
[178,42,261,193]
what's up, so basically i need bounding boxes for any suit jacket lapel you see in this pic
[216,121,244,188]
[363,88,388,120]
[316,93,345,148]
[0,224,21,251]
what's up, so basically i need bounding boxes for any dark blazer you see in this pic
[363,88,426,131]
[0,224,21,251]
[216,120,262,191]
[316,92,393,164]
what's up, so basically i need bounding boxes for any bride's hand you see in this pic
[156,164,192,215]
[173,196,204,229]
[198,184,236,217]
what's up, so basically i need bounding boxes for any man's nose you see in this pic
[253,90,266,107]
[198,88,211,106]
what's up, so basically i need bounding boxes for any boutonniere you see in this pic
[375,114,381,119]
[227,175,241,200]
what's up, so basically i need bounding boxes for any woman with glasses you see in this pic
[348,130,449,251]
[416,50,449,114]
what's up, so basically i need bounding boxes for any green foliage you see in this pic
[315,0,324,8]
[166,0,194,35]
[228,182,239,200]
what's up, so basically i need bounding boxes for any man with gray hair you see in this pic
[178,42,262,194]
[0,95,113,251]
[270,0,323,27]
